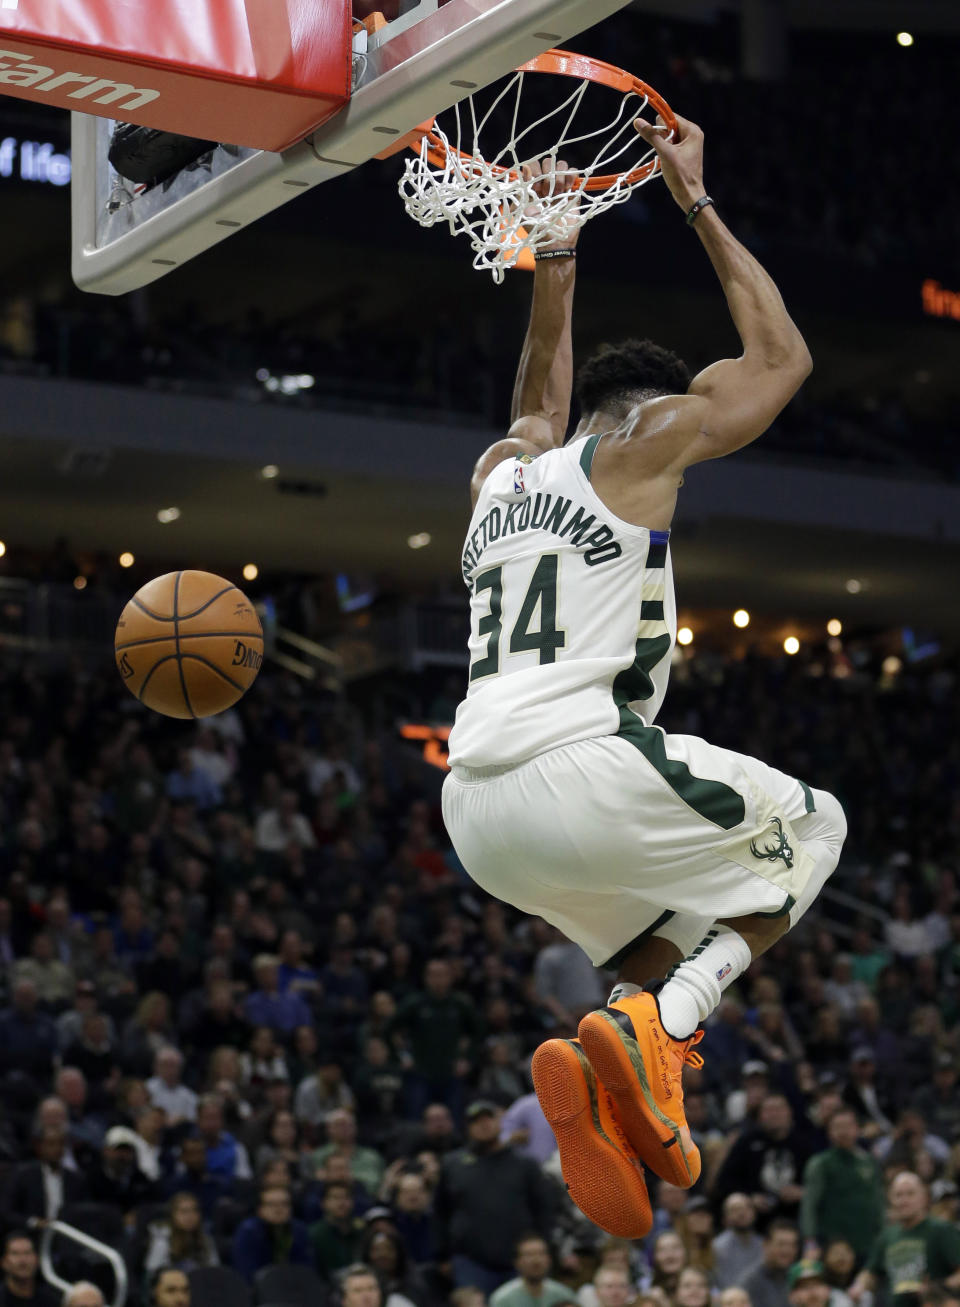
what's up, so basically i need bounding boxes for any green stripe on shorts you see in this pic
[753,894,796,918]
[612,634,672,705]
[615,706,746,830]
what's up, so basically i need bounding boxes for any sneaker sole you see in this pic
[531,1037,652,1238]
[578,1006,701,1188]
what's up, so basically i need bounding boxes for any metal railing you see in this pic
[32,1217,128,1307]
[269,624,344,686]
[0,579,117,653]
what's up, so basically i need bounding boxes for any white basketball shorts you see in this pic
[442,718,818,967]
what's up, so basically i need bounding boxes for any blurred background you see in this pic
[0,3,959,1307]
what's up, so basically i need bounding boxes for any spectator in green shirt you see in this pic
[309,1180,364,1275]
[851,1173,960,1307]
[302,1108,385,1194]
[787,1260,834,1307]
[490,1236,571,1307]
[847,928,890,991]
[390,959,482,1121]
[801,1108,885,1260]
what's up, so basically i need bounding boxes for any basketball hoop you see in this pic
[397,50,677,282]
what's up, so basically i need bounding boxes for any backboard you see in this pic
[71,0,635,295]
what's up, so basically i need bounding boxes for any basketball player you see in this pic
[441,115,847,1237]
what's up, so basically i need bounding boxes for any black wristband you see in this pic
[686,195,715,226]
[534,248,576,261]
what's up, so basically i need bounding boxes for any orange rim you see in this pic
[415,48,677,193]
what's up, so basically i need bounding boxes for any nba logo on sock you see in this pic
[716,962,732,981]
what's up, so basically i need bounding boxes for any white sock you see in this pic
[608,981,642,1005]
[655,927,752,1039]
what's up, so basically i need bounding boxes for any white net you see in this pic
[398,65,671,282]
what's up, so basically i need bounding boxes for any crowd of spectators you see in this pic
[0,645,959,1307]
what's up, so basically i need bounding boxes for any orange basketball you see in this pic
[114,571,263,719]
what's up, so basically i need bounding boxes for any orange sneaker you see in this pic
[578,991,704,1188]
[531,1037,652,1239]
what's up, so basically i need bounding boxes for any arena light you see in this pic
[677,626,693,646]
[826,618,842,637]
[732,609,750,629]
[73,575,87,591]
[845,578,862,594]
[896,31,914,47]
[157,507,181,524]
[408,532,432,550]
[783,636,800,655]
[242,563,259,581]
[260,464,279,479]
[256,369,315,395]
[118,552,135,568]
[882,655,903,675]
[0,541,6,558]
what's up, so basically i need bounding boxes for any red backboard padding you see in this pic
[0,0,352,152]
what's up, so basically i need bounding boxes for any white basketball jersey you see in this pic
[447,433,677,769]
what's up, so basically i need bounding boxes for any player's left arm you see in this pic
[628,115,811,471]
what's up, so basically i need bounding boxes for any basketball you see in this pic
[114,571,263,719]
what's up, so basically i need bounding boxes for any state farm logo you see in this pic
[0,49,159,110]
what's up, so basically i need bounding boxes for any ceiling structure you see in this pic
[628,0,960,33]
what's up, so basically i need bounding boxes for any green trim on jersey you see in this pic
[615,703,747,830]
[578,433,603,479]
[800,780,816,813]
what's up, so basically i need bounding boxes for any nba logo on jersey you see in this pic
[716,962,732,981]
[514,464,525,495]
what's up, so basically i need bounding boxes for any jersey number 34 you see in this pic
[469,553,566,682]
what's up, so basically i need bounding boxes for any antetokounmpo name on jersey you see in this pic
[462,492,622,582]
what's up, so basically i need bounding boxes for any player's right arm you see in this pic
[470,160,580,507]
[632,114,812,470]
[470,437,541,507]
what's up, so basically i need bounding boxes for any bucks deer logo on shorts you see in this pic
[749,816,794,869]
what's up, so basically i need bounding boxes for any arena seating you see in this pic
[0,646,957,1303]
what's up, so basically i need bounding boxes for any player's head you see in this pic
[575,338,691,421]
